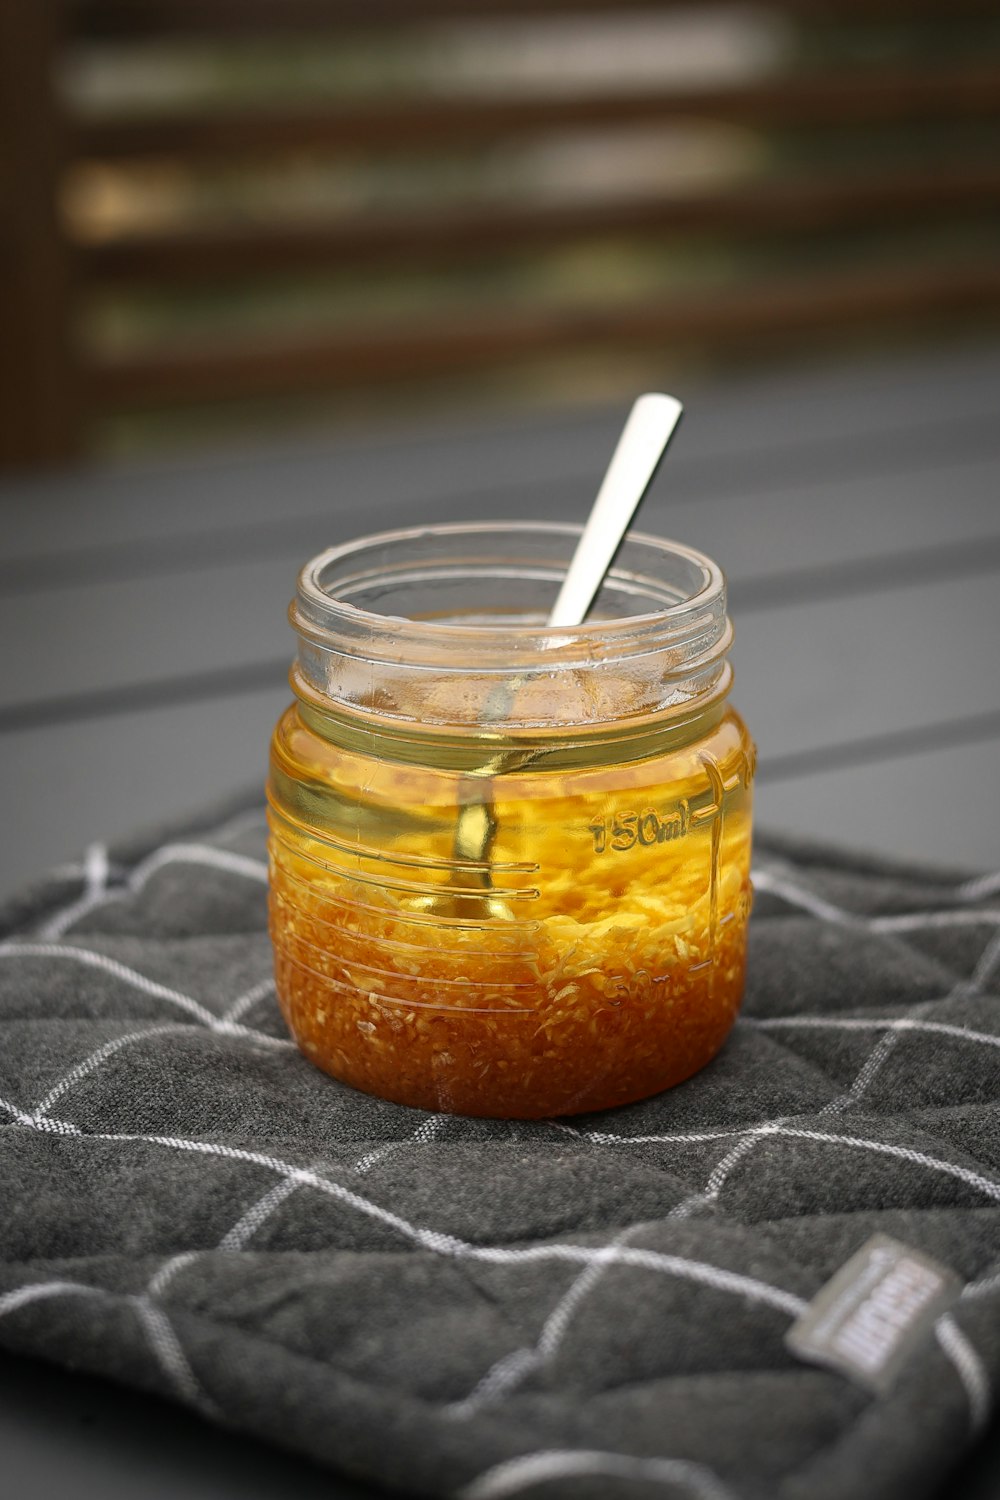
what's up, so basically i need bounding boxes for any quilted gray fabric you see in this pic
[0,793,998,1500]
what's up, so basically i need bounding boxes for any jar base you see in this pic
[282,1008,741,1119]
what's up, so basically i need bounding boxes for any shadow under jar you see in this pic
[268,522,755,1118]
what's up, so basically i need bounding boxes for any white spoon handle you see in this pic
[546,392,683,629]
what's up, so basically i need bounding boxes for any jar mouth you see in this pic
[291,521,732,730]
[296,521,724,658]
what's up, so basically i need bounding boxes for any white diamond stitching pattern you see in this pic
[0,820,997,1499]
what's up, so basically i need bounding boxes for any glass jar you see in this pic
[267,522,754,1118]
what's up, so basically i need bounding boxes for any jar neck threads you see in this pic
[290,522,733,739]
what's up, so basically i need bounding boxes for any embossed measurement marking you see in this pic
[586,742,756,856]
[589,801,691,854]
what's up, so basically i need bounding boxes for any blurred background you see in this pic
[2,0,1000,898]
[5,0,1000,463]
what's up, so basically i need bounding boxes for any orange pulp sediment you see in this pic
[268,703,754,1117]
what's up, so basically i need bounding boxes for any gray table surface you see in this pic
[1,339,999,1496]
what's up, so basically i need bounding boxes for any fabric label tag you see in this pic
[785,1233,961,1395]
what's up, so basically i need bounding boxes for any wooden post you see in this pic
[0,1,81,467]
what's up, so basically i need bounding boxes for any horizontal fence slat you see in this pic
[756,733,1000,870]
[86,258,1000,412]
[3,454,999,602]
[3,577,997,878]
[5,344,1000,562]
[72,63,1000,161]
[78,163,1000,285]
[68,0,1000,38]
[0,686,285,900]
[2,448,996,713]
[3,575,998,900]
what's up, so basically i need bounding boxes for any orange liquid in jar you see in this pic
[268,698,754,1118]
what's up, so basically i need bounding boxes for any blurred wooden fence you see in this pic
[3,0,1000,465]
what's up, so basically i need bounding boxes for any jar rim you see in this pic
[290,521,733,731]
[295,520,725,658]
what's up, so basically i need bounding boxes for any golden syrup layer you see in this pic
[268,703,754,1117]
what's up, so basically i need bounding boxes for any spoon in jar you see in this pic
[426,392,684,918]
[548,392,684,627]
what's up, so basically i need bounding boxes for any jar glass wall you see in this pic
[268,522,755,1118]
